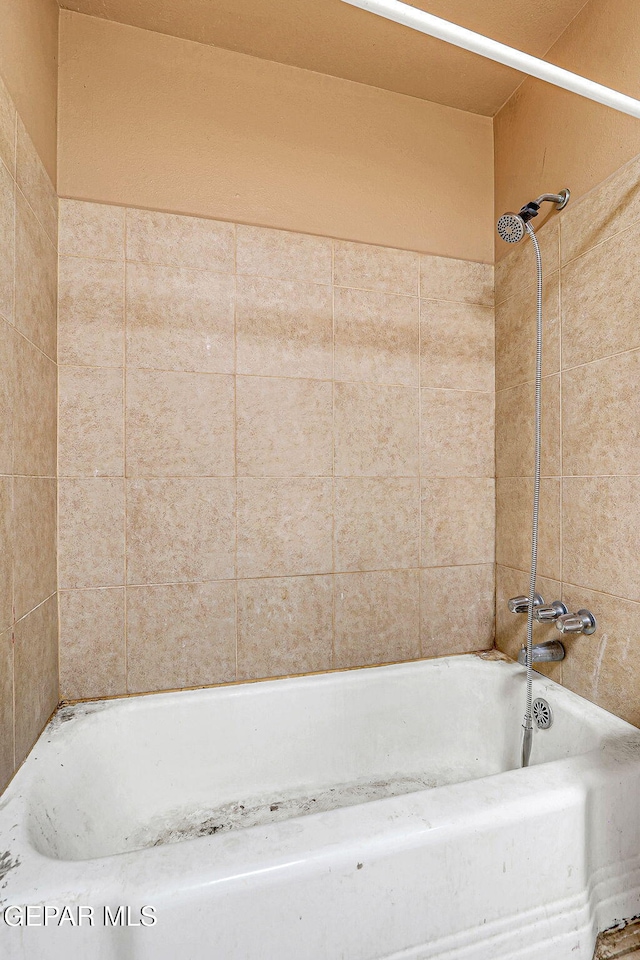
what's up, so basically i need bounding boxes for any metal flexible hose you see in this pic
[521,222,543,768]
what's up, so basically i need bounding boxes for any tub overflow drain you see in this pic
[532,698,553,730]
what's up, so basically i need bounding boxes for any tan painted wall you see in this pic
[0,0,58,181]
[57,0,589,115]
[57,12,494,263]
[494,0,640,261]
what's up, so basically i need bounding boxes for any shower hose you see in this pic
[521,222,543,768]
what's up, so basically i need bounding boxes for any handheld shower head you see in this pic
[497,212,526,244]
[497,189,570,244]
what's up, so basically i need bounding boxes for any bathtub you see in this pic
[1,653,640,960]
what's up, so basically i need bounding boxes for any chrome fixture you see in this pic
[509,594,567,623]
[340,0,640,120]
[556,609,597,636]
[532,698,553,730]
[496,191,570,244]
[534,600,568,623]
[508,594,543,615]
[498,194,571,768]
[517,640,565,666]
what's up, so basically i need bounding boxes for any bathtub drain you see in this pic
[532,698,553,730]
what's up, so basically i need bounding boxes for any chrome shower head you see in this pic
[497,212,526,244]
[497,189,571,244]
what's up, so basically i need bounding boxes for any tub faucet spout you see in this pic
[517,640,565,665]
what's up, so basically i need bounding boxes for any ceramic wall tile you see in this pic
[54,200,497,700]
[420,256,493,306]
[235,276,332,380]
[0,160,14,325]
[58,479,125,588]
[334,478,420,572]
[421,478,495,567]
[13,477,56,620]
[126,478,235,585]
[237,225,332,284]
[420,300,494,392]
[334,287,419,386]
[58,366,124,477]
[125,262,234,374]
[126,369,234,477]
[236,376,333,477]
[562,224,640,369]
[58,257,124,367]
[334,381,419,477]
[0,627,13,793]
[237,478,332,578]
[237,575,333,680]
[421,388,494,478]
[126,209,234,272]
[59,199,124,260]
[421,565,494,657]
[334,570,420,668]
[334,240,418,296]
[126,581,236,693]
[59,588,126,700]
[14,192,56,360]
[13,595,57,766]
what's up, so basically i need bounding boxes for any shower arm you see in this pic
[533,193,569,209]
[516,191,571,227]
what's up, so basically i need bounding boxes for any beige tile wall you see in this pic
[495,156,640,722]
[57,200,495,700]
[0,76,58,793]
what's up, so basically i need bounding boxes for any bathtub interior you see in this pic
[23,656,633,862]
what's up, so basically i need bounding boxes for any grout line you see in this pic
[498,474,640,480]
[494,268,560,309]
[496,372,560,395]
[492,262,497,650]
[331,238,337,669]
[418,275,423,656]
[558,220,565,613]
[560,212,640,270]
[55,186,60,704]
[10,112,16,775]
[122,211,129,694]
[9,318,15,770]
[561,343,640,375]
[16,189,57,253]
[12,591,58,627]
[498,562,640,608]
[5,313,57,367]
[233,221,239,681]
[58,564,495,593]
[56,261,488,308]
[57,473,501,481]
[55,363,496,395]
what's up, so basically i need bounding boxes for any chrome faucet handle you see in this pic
[534,600,568,623]
[508,593,544,615]
[556,609,597,636]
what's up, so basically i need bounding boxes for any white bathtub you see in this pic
[2,653,640,960]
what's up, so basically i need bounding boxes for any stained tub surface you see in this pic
[2,653,640,960]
